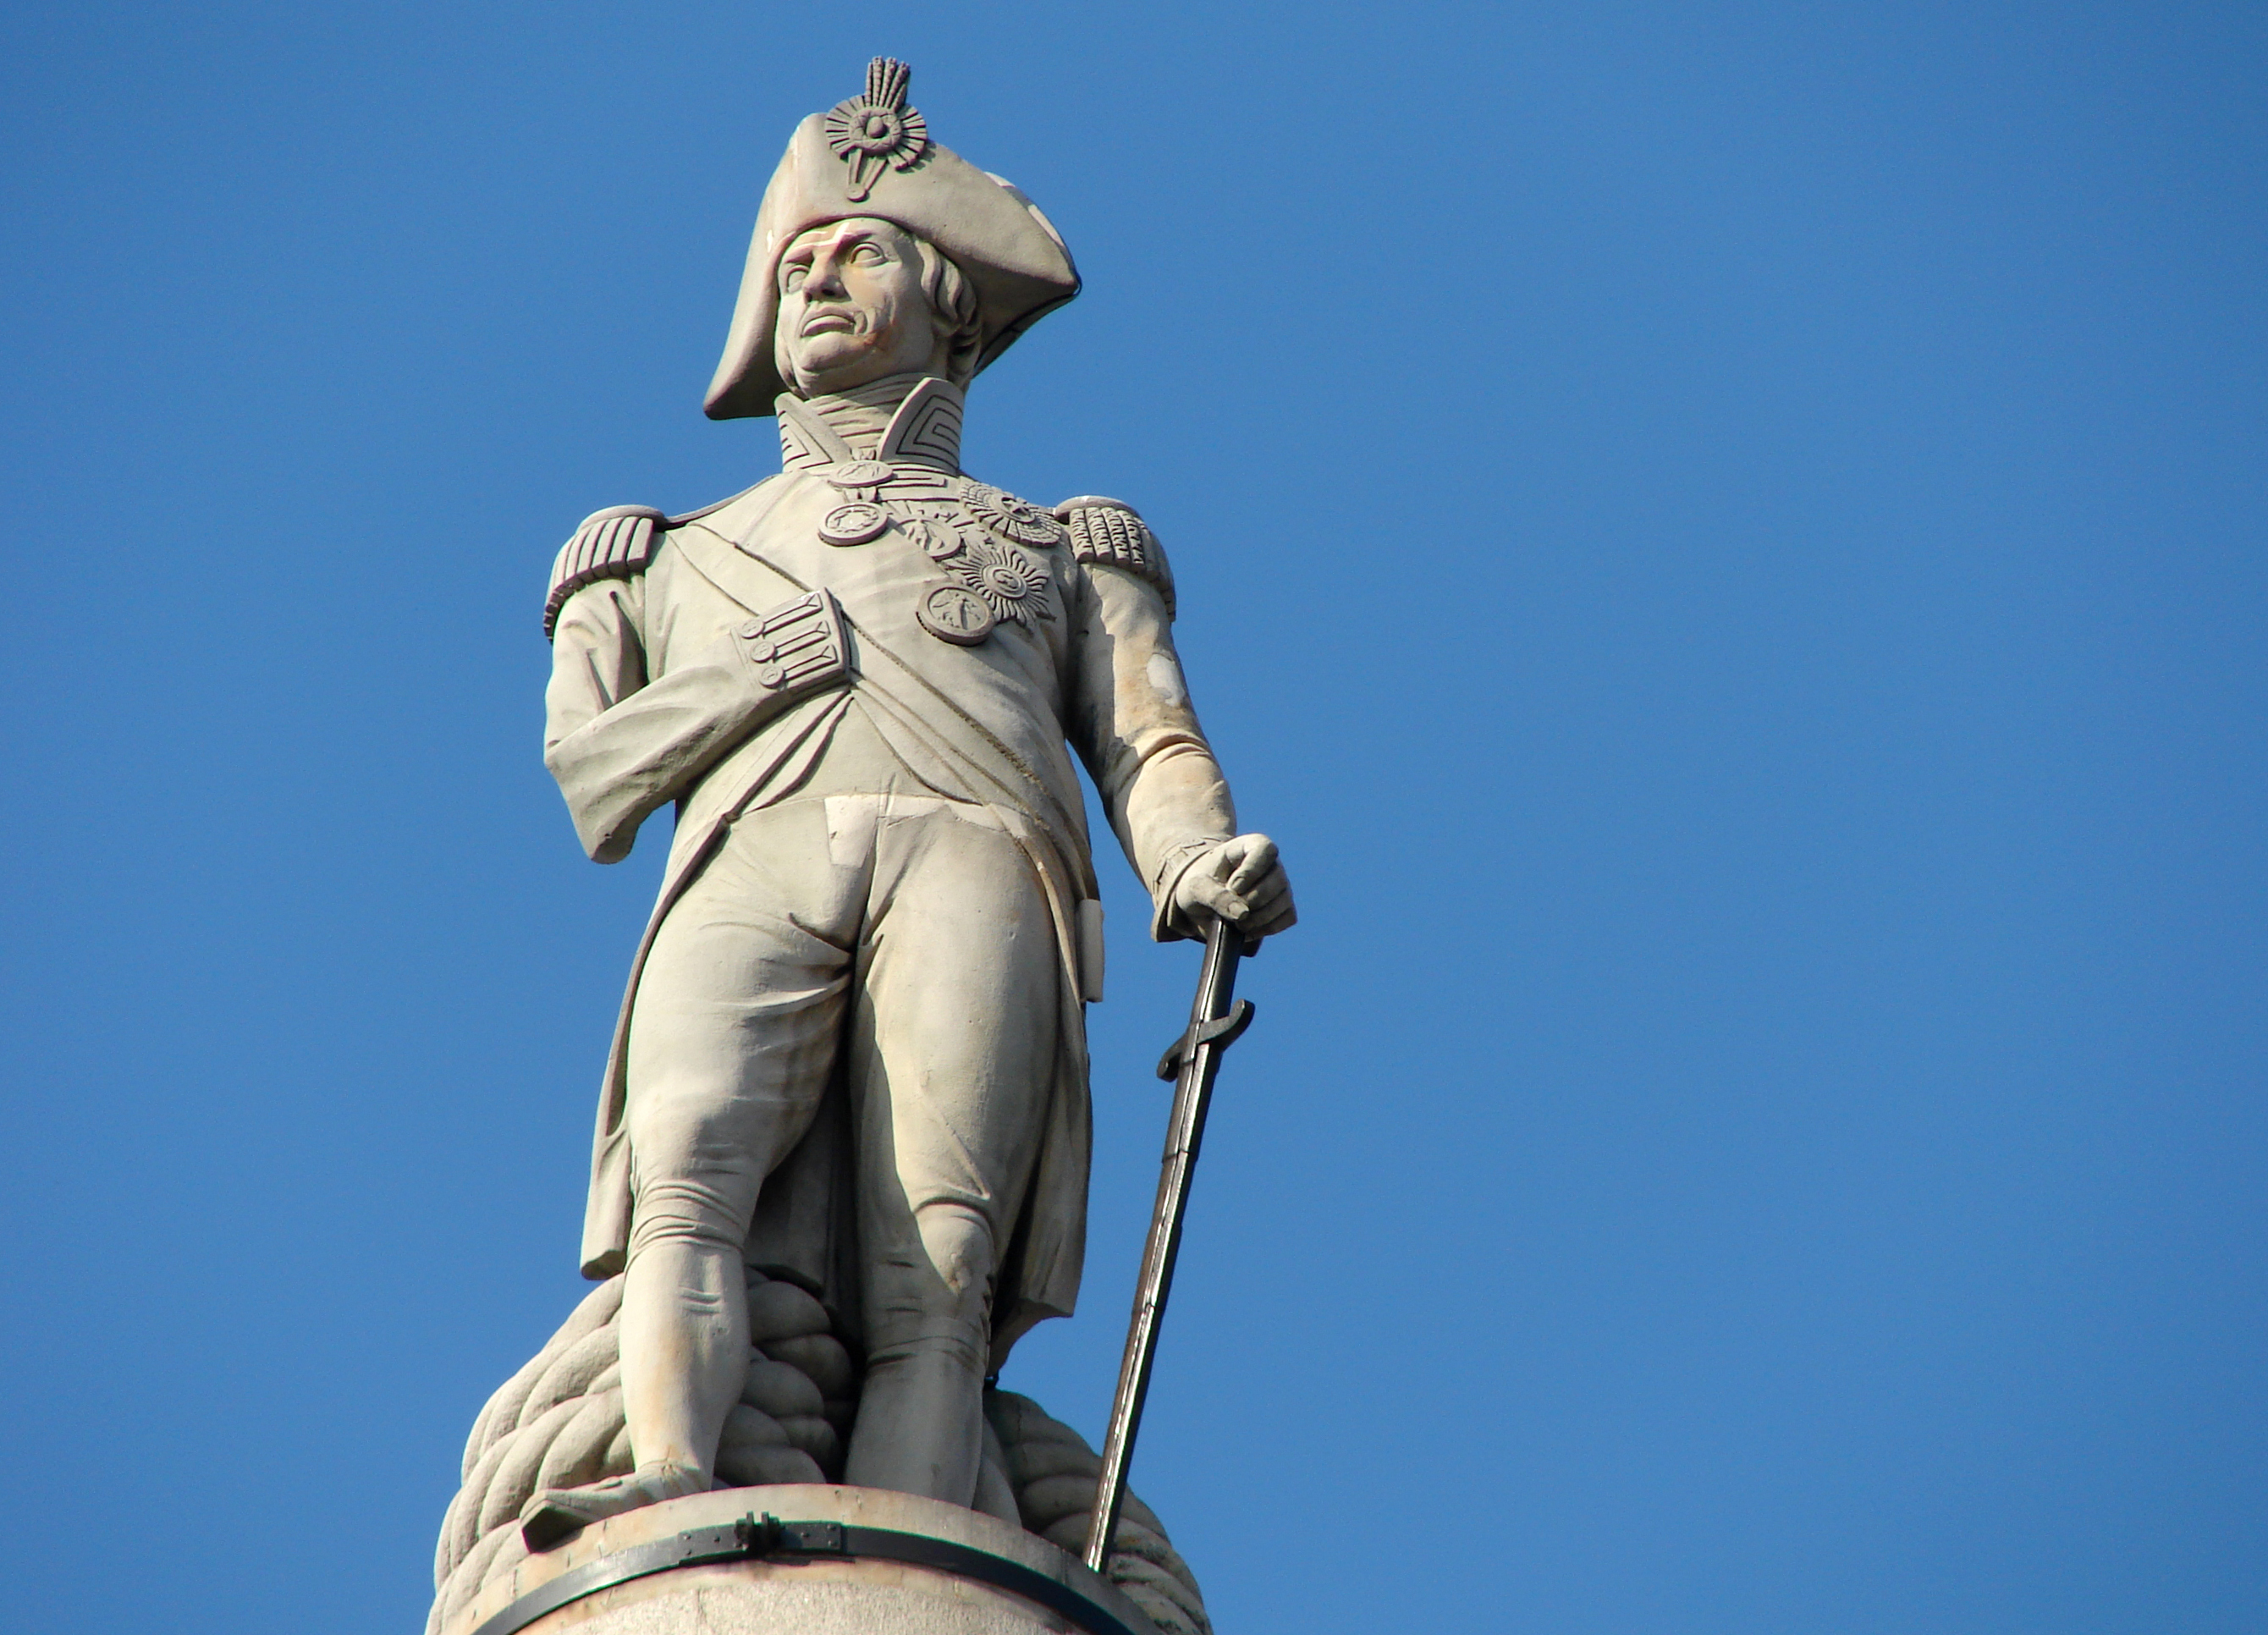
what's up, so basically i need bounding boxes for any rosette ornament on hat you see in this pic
[823,58,930,203]
[704,59,1081,420]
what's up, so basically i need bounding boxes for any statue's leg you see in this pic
[523,803,858,1544]
[844,812,1058,1505]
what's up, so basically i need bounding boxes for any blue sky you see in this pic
[2,3,2261,1631]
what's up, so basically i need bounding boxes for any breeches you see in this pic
[623,795,1060,1371]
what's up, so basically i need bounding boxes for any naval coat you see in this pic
[541,379,1238,1361]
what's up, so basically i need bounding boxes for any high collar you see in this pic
[776,374,965,474]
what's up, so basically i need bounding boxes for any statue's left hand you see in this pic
[1173,834,1296,941]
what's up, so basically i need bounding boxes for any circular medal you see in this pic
[818,501,889,547]
[826,460,895,491]
[957,478,1065,548]
[917,583,996,646]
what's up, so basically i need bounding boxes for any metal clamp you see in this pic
[737,1513,847,1556]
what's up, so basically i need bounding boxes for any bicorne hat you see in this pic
[703,59,1081,420]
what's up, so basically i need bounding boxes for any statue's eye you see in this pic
[849,243,886,266]
[781,263,809,291]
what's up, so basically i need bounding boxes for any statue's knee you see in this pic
[912,1201,997,1301]
[626,1176,751,1258]
[625,1078,742,1170]
[862,1203,999,1362]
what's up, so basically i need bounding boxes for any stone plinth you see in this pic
[443,1485,1155,1635]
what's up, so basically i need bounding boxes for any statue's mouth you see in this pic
[800,311,859,337]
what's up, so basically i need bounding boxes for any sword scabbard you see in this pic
[1084,917,1251,1573]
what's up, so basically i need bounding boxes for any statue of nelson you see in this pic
[520,58,1294,1545]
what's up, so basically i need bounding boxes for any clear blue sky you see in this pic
[3,4,2260,1632]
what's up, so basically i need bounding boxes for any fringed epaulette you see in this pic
[1054,496,1175,619]
[544,505,668,640]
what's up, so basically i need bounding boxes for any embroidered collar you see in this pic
[777,375,964,474]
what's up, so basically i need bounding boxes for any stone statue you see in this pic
[427,61,1291,1635]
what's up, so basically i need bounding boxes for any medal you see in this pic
[945,535,1052,629]
[957,479,1065,549]
[917,584,996,646]
[900,517,966,562]
[826,460,895,491]
[818,500,889,547]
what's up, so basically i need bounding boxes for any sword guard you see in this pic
[1154,999,1255,1082]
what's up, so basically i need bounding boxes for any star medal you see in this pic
[917,584,995,646]
[957,479,1065,549]
[818,500,889,547]
[944,535,1052,628]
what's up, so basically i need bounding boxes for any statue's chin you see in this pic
[787,327,958,399]
[788,340,898,397]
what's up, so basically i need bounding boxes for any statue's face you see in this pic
[773,217,944,396]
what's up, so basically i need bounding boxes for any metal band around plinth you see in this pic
[469,1512,1145,1635]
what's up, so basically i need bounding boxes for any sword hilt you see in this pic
[1153,999,1255,1081]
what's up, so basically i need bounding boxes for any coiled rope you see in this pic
[428,1271,1209,1635]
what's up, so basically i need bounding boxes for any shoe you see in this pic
[520,1463,705,1550]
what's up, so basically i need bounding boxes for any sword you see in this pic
[1083,915,1257,1574]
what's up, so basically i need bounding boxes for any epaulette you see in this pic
[1054,496,1175,619]
[544,505,669,640]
